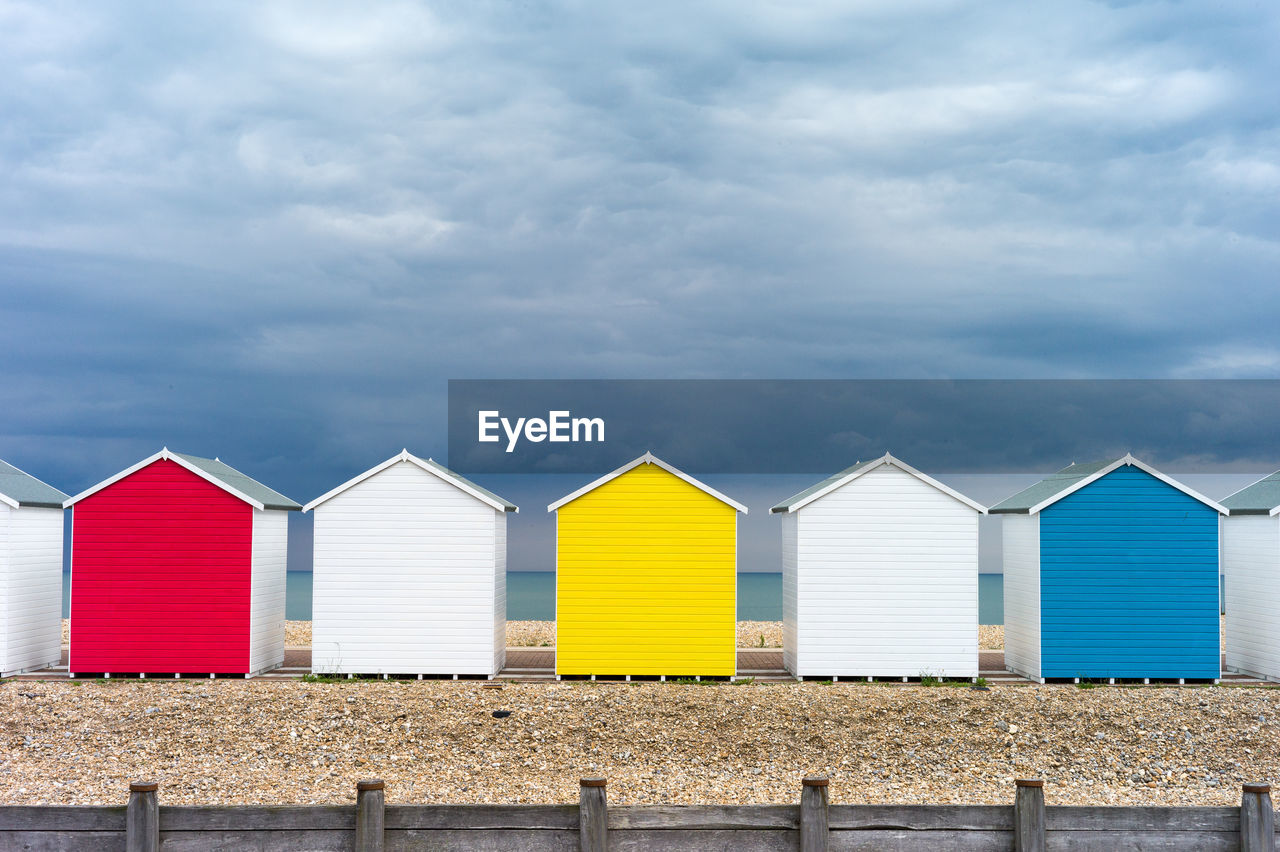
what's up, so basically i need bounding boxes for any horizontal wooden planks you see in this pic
[70,459,253,674]
[1039,465,1220,679]
[557,462,737,676]
[0,803,1268,852]
[312,460,503,676]
[790,465,980,677]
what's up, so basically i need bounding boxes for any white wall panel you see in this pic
[2,506,64,676]
[781,511,798,675]
[493,511,507,675]
[790,464,980,678]
[0,506,8,666]
[1223,515,1280,679]
[1001,513,1040,680]
[248,509,288,675]
[312,460,502,675]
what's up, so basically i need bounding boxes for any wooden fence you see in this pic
[1,777,1277,851]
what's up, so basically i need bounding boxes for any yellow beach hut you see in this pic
[548,452,747,677]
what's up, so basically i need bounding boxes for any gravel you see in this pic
[3,678,1278,807]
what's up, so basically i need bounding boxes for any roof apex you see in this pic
[548,452,747,514]
[770,452,985,514]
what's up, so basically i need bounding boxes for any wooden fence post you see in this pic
[1014,779,1045,852]
[126,781,159,852]
[1242,783,1275,852]
[800,776,830,852]
[355,779,386,852]
[580,777,608,852]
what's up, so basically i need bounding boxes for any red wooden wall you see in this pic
[69,459,253,674]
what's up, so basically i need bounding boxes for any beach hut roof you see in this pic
[770,452,986,514]
[547,452,748,514]
[1220,471,1280,516]
[63,448,302,511]
[0,459,68,509]
[989,453,1225,516]
[303,449,518,513]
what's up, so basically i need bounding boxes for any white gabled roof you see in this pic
[547,452,748,514]
[771,452,987,514]
[303,449,518,513]
[64,448,302,511]
[1000,453,1226,516]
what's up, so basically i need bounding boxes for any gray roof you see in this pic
[0,459,68,509]
[173,453,302,511]
[988,459,1119,514]
[1222,471,1280,515]
[771,459,878,513]
[422,457,518,512]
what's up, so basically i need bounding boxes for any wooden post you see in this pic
[1014,779,1046,852]
[126,781,159,852]
[579,777,607,852]
[355,779,386,852]
[800,775,830,852]
[1242,783,1275,852]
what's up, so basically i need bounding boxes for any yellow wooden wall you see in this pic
[556,462,737,675]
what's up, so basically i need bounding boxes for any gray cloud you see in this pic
[2,0,1279,504]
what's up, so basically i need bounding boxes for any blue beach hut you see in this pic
[990,454,1224,683]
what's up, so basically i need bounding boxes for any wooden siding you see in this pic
[1040,465,1220,679]
[0,506,7,665]
[1,506,63,676]
[8,783,1278,851]
[789,464,979,678]
[781,511,798,675]
[248,509,287,675]
[494,511,507,675]
[311,460,501,676]
[1002,514,1041,680]
[1223,514,1280,679]
[69,459,253,674]
[556,462,737,676]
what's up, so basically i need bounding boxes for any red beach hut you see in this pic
[63,448,301,677]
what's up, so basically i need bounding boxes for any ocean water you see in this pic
[62,570,1010,623]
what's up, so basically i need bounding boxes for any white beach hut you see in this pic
[771,453,986,679]
[304,450,517,677]
[1222,471,1280,682]
[0,459,68,677]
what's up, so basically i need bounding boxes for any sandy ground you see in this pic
[3,678,1278,807]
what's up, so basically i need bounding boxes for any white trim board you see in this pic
[772,452,987,515]
[63,448,266,510]
[547,452,748,514]
[1025,454,1226,515]
[303,449,518,514]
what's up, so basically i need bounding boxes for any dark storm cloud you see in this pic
[2,0,1279,501]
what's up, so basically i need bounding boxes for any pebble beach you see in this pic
[3,676,1278,807]
[10,619,1276,808]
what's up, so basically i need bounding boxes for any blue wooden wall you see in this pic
[1040,465,1219,679]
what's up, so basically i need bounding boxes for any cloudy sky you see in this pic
[3,2,1278,570]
